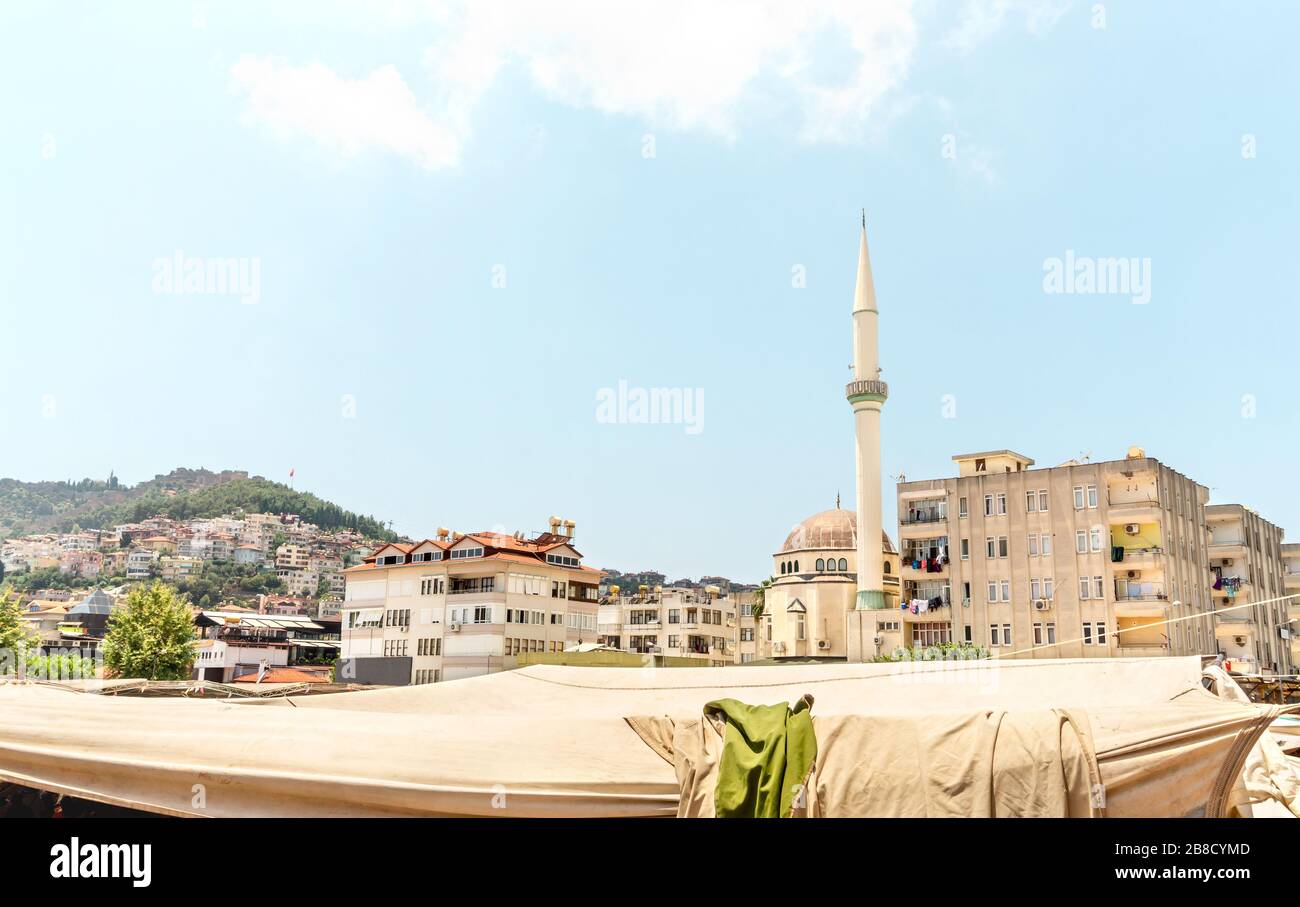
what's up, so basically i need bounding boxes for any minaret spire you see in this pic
[845,212,888,625]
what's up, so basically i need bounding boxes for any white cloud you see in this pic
[423,0,919,143]
[230,56,463,170]
[941,0,1073,54]
[230,0,1066,170]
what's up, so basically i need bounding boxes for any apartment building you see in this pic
[338,518,601,685]
[597,584,758,665]
[1206,504,1291,675]
[1282,543,1300,668]
[892,447,1217,662]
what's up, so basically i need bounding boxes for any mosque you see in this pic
[764,217,903,661]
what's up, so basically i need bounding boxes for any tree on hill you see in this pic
[101,581,196,680]
[0,591,38,675]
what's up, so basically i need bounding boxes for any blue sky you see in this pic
[1,1,1297,582]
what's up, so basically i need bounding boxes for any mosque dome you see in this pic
[780,508,896,555]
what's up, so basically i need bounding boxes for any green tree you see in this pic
[0,591,38,675]
[101,580,196,680]
[750,577,772,624]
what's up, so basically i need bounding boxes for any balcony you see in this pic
[1107,491,1161,524]
[901,559,949,579]
[845,378,888,403]
[900,506,947,527]
[1207,538,1248,560]
[1113,581,1167,603]
[1111,546,1163,569]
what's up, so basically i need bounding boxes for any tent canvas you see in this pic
[0,656,1292,818]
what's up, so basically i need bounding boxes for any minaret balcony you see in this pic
[845,379,888,403]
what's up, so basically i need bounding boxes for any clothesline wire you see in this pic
[990,590,1299,662]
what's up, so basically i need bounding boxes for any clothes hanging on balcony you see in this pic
[928,596,945,610]
[909,598,929,614]
[1212,574,1223,591]
[1112,546,1125,563]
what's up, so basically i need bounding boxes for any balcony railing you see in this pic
[901,508,947,525]
[1114,581,1166,602]
[1108,491,1160,507]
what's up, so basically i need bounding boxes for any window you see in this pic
[472,606,491,624]
[1043,578,1054,600]
[545,553,580,567]
[1093,575,1104,600]
[1046,623,1056,644]
[1074,486,1085,510]
[1090,528,1103,552]
[1028,534,1039,557]
[1039,490,1049,512]
[1031,579,1040,600]
[990,624,1001,647]
[1033,623,1044,645]
[963,582,971,605]
[986,537,996,558]
[796,614,806,641]
[1041,534,1052,556]
[1079,577,1091,600]
[450,546,484,560]
[1087,485,1098,508]
[963,625,972,644]
[668,609,680,624]
[959,497,968,518]
[975,458,987,472]
[1082,623,1093,645]
[1026,491,1037,513]
[838,557,848,571]
[1096,621,1107,645]
[1000,580,1010,602]
[998,536,1009,558]
[997,493,1007,514]
[960,538,969,560]
[1075,530,1087,554]
[984,495,994,516]
[816,558,825,571]
[987,582,998,603]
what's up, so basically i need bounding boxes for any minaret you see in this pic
[846,212,888,612]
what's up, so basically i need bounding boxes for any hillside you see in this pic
[0,468,397,542]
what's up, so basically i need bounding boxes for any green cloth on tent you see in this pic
[704,696,817,818]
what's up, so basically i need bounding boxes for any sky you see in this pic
[1,1,1297,583]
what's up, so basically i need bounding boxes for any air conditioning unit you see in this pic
[1234,636,1246,647]
[817,640,831,650]
[447,622,461,632]
[1124,524,1141,535]
[1223,559,1234,566]
[1127,570,1140,579]
[1033,599,1049,611]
